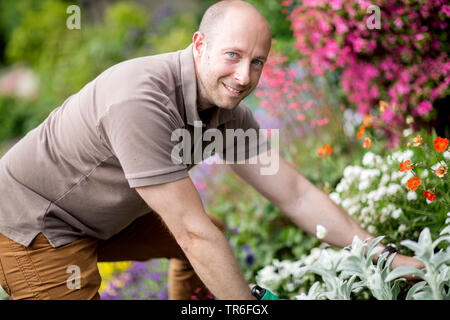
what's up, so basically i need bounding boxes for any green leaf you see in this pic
[406,281,427,300]
[431,250,450,269]
[440,225,450,236]
[400,239,422,254]
[432,236,450,249]
[385,267,425,282]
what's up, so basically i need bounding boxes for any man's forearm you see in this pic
[281,173,384,259]
[180,224,256,300]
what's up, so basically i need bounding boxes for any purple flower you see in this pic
[149,272,162,283]
[157,290,168,300]
[245,253,255,266]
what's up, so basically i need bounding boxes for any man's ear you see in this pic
[192,31,207,58]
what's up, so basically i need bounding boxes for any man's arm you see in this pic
[135,177,255,300]
[229,151,423,269]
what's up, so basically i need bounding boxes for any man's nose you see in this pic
[234,62,250,87]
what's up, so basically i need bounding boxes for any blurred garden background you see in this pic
[0,0,449,300]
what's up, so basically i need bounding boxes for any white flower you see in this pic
[386,155,393,165]
[391,208,402,219]
[336,180,350,193]
[362,152,382,168]
[420,169,429,178]
[368,225,376,233]
[443,151,450,160]
[348,204,361,216]
[295,293,312,300]
[341,198,353,209]
[316,225,328,239]
[343,166,363,181]
[401,171,414,185]
[286,282,295,292]
[403,128,413,137]
[398,224,407,233]
[367,190,378,201]
[380,174,390,186]
[361,207,370,216]
[407,191,417,201]
[376,186,387,200]
[360,169,381,181]
[391,171,405,181]
[328,192,341,204]
[358,180,371,191]
[431,161,447,171]
[362,152,375,166]
[387,183,401,195]
[391,150,413,163]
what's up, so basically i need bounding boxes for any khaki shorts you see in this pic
[0,212,224,300]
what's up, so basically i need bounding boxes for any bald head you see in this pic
[199,0,271,48]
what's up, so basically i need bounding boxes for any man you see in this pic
[0,0,422,300]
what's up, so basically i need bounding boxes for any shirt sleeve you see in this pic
[219,103,271,163]
[97,95,189,188]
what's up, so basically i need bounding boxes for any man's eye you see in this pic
[227,52,238,58]
[252,60,263,66]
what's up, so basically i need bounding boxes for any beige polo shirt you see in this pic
[0,44,268,248]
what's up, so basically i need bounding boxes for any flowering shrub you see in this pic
[328,131,449,249]
[283,0,450,147]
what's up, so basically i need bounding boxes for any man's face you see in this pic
[193,10,271,111]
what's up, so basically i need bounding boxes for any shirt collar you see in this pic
[179,44,235,128]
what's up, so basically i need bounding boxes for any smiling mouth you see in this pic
[222,83,244,96]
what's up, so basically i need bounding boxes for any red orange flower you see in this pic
[363,115,373,127]
[363,137,372,148]
[356,125,365,139]
[434,136,449,153]
[412,135,422,147]
[423,190,436,202]
[406,176,421,191]
[435,165,447,178]
[317,144,333,157]
[359,125,366,134]
[399,160,412,172]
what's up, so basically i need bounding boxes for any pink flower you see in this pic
[416,100,433,116]
[289,102,301,109]
[441,5,450,17]
[330,0,343,10]
[324,39,339,59]
[297,113,306,122]
[303,100,313,110]
[381,108,396,124]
